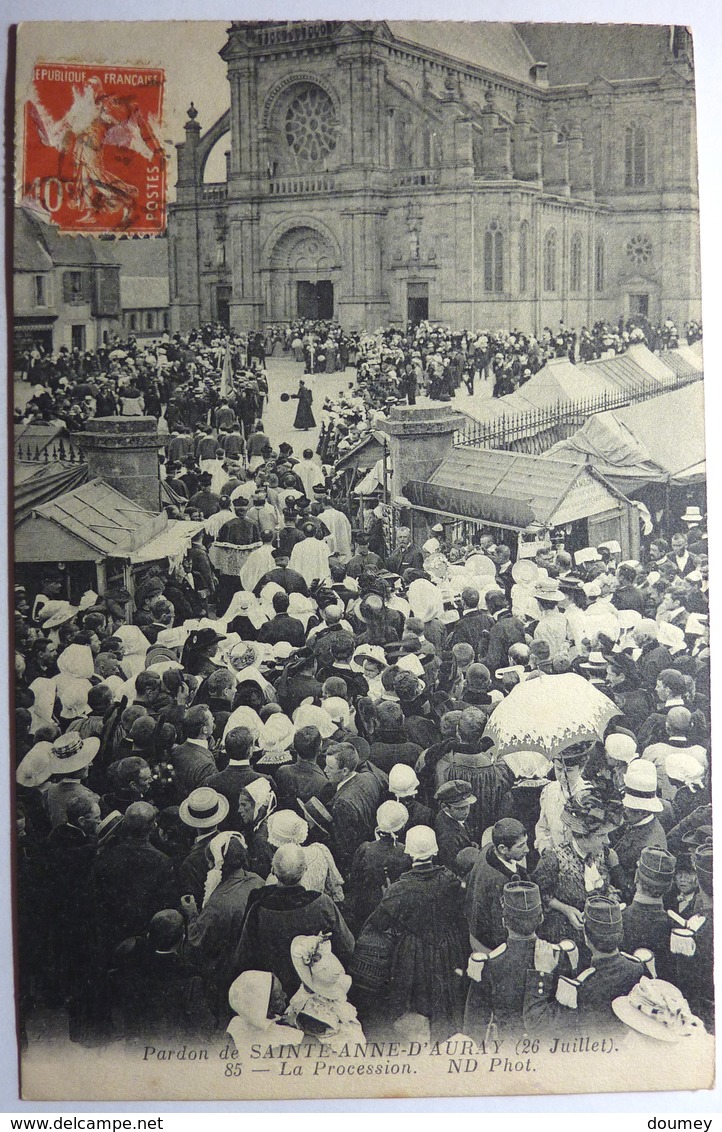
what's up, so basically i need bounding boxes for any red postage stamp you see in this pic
[22,61,166,235]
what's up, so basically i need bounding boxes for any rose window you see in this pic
[285,85,337,165]
[626,234,652,266]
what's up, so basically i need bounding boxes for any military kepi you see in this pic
[584,894,624,943]
[503,880,542,912]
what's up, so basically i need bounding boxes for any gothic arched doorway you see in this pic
[267,225,340,321]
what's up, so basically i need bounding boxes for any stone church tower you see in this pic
[168,21,699,333]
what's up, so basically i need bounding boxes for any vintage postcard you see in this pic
[11,18,714,1102]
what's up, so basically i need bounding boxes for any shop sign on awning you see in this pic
[403,479,536,530]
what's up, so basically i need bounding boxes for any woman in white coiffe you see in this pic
[263,810,344,903]
[226,970,303,1055]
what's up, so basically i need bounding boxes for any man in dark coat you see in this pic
[325,744,387,875]
[188,473,221,519]
[479,591,526,676]
[447,587,492,659]
[93,802,178,951]
[188,535,217,601]
[257,591,306,648]
[233,844,354,996]
[291,381,315,430]
[465,880,567,1041]
[386,528,424,575]
[612,564,646,614]
[434,780,477,873]
[465,818,530,951]
[317,633,369,704]
[207,727,270,831]
[112,909,214,1040]
[274,726,329,813]
[177,788,230,906]
[368,701,422,774]
[171,705,218,801]
[613,761,668,902]
[276,510,306,558]
[42,794,108,1041]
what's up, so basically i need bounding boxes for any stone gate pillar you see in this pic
[76,417,163,514]
[378,405,465,500]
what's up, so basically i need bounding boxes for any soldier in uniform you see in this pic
[524,894,651,1036]
[464,880,578,1041]
[674,842,714,1032]
[622,847,677,982]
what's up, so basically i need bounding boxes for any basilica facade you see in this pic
[168,21,700,334]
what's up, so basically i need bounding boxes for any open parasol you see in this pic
[483,672,621,759]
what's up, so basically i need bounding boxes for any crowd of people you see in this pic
[14,342,713,1054]
[15,315,703,444]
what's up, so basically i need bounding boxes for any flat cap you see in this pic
[435,779,477,806]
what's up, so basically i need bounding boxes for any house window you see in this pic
[625,124,648,187]
[162,311,170,331]
[519,221,529,293]
[543,229,557,292]
[65,270,84,301]
[483,220,504,292]
[595,238,606,293]
[130,313,138,331]
[146,312,154,330]
[71,324,86,351]
[570,233,583,293]
[34,275,47,306]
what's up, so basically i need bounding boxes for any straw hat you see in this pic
[16,741,55,788]
[533,578,564,603]
[48,731,100,774]
[179,787,229,829]
[623,760,664,813]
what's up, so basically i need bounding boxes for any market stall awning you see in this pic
[658,348,703,379]
[545,380,705,489]
[606,383,706,482]
[14,461,89,524]
[334,431,387,472]
[584,354,656,396]
[15,478,167,562]
[130,520,204,565]
[404,446,628,531]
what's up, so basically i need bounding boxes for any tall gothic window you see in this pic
[625,124,648,187]
[543,229,557,292]
[570,233,583,292]
[595,237,606,292]
[519,221,529,293]
[484,220,504,292]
